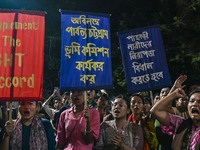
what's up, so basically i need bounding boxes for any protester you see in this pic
[56,90,100,150]
[103,104,114,122]
[61,91,71,106]
[150,88,200,149]
[88,90,98,108]
[0,101,55,150]
[42,89,62,123]
[0,103,8,128]
[0,104,8,143]
[4,102,18,120]
[143,97,152,119]
[188,84,200,95]
[55,91,71,130]
[129,94,158,150]
[159,87,170,99]
[36,101,47,119]
[173,96,189,119]
[96,95,144,150]
[96,91,110,123]
[161,75,189,118]
[154,87,172,150]
[11,102,19,117]
[153,94,160,105]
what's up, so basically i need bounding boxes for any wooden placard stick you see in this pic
[150,91,154,106]
[9,102,12,121]
[84,91,88,109]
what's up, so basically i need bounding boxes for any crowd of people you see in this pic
[0,75,200,149]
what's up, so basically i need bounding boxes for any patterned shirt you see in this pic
[96,120,144,150]
[162,113,200,150]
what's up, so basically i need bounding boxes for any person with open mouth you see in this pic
[129,94,158,150]
[0,101,56,150]
[96,95,144,150]
[150,87,200,150]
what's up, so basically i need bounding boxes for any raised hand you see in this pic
[103,113,111,122]
[5,120,14,137]
[174,75,187,89]
[174,88,186,98]
[169,75,187,94]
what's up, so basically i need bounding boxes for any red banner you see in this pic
[0,9,45,101]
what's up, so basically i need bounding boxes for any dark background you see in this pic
[1,0,200,98]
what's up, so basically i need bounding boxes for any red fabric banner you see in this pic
[0,9,45,101]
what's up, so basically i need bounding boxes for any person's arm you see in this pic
[55,111,66,150]
[103,113,111,122]
[2,105,8,125]
[0,134,10,150]
[0,120,14,150]
[42,105,55,120]
[42,90,57,119]
[163,75,187,114]
[55,90,62,102]
[150,88,186,126]
[42,90,56,107]
[110,124,144,150]
[84,107,94,144]
[168,75,187,94]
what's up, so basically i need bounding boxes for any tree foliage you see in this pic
[0,0,200,97]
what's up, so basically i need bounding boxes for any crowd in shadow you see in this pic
[0,75,200,150]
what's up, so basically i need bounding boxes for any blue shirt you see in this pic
[42,118,56,150]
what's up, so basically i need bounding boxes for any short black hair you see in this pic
[143,96,152,105]
[37,101,42,107]
[114,94,130,109]
[97,92,109,101]
[189,89,200,99]
[62,91,70,97]
[52,97,61,103]
[129,93,144,104]
[18,101,38,105]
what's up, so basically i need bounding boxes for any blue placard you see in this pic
[60,10,113,91]
[118,25,172,94]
